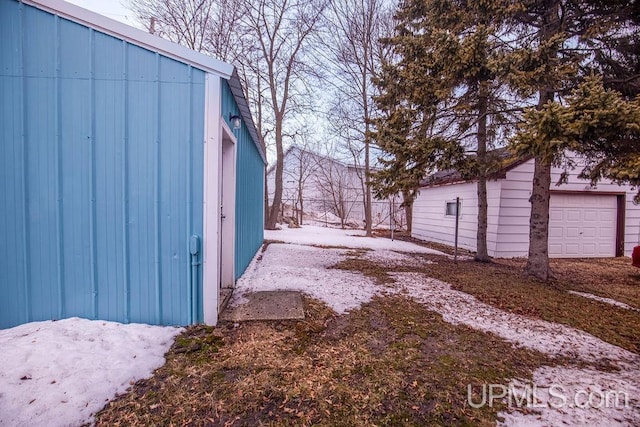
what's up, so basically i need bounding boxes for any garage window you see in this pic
[445,201,459,216]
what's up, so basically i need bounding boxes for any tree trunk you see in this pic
[524,0,560,280]
[475,79,490,262]
[297,157,303,225]
[339,194,346,229]
[364,138,372,235]
[266,118,284,229]
[298,182,304,225]
[363,39,373,237]
[526,157,552,280]
[405,200,413,234]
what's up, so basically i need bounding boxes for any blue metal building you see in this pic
[0,0,266,329]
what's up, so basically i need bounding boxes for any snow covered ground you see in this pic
[0,318,181,426]
[233,225,442,312]
[4,225,636,426]
[394,273,638,364]
[232,243,390,313]
[392,273,640,426]
[568,290,639,312]
[239,226,640,426]
[264,224,446,254]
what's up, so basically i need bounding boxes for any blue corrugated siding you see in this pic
[220,81,265,279]
[0,0,205,328]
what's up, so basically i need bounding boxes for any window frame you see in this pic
[445,200,461,217]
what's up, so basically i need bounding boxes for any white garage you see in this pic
[412,152,639,258]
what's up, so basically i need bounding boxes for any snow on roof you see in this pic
[25,0,234,78]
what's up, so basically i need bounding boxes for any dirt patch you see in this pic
[329,257,397,285]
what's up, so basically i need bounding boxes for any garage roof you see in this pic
[420,148,532,187]
[228,69,267,164]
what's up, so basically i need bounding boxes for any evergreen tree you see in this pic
[506,0,639,280]
[512,75,640,201]
[370,1,462,233]
[584,0,640,98]
[373,0,637,273]
[371,0,513,260]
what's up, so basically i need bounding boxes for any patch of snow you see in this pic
[499,365,640,426]
[309,211,345,224]
[568,291,639,311]
[232,243,389,314]
[265,224,446,255]
[303,219,353,228]
[392,272,638,364]
[0,318,181,427]
[390,272,640,427]
[231,237,639,426]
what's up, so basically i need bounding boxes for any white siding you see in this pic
[493,160,533,257]
[414,153,640,258]
[626,198,640,256]
[267,148,401,227]
[486,181,503,254]
[497,155,640,257]
[412,181,502,254]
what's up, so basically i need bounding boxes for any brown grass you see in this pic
[373,230,474,257]
[94,239,639,425]
[334,248,640,355]
[95,297,551,426]
[549,257,640,308]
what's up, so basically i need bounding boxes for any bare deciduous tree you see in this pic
[128,0,244,62]
[129,0,325,232]
[318,0,393,236]
[239,0,326,230]
[290,143,320,225]
[312,157,359,229]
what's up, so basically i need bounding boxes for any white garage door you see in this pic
[548,194,617,258]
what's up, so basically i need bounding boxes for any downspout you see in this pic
[189,235,201,324]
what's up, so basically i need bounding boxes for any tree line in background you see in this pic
[129,0,639,282]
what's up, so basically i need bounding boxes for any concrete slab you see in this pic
[220,291,305,322]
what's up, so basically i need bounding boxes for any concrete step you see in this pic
[220,291,305,322]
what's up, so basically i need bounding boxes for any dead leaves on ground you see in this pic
[95,296,551,426]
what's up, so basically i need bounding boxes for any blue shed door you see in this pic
[0,0,205,328]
